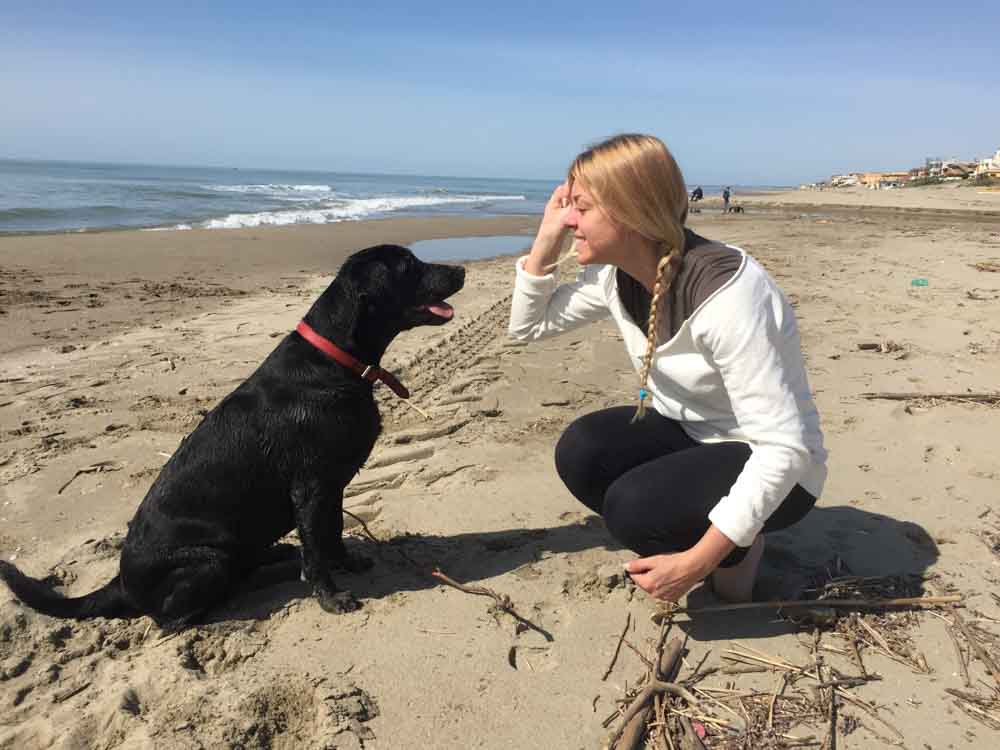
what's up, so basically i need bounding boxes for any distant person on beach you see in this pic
[722,186,731,212]
[690,186,703,202]
[508,134,826,603]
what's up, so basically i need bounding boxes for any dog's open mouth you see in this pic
[418,302,454,321]
[409,263,464,328]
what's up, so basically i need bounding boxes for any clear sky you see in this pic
[2,1,997,185]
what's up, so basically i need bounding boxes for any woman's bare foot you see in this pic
[711,535,765,603]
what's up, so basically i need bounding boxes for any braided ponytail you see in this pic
[632,249,680,422]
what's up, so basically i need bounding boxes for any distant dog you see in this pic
[0,245,465,629]
[726,205,745,214]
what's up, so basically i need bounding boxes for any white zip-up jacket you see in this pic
[508,247,827,548]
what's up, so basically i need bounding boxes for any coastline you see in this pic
[2,206,1000,748]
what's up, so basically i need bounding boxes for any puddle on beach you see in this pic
[409,235,533,263]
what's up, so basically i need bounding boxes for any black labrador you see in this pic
[0,244,465,629]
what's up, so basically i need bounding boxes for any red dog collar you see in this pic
[295,321,410,399]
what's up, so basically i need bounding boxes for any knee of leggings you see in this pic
[555,421,598,486]
[601,483,649,553]
[554,422,605,513]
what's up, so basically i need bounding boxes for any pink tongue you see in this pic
[424,302,454,319]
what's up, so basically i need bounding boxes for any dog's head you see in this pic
[306,244,466,358]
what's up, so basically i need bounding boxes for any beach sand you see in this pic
[2,201,999,748]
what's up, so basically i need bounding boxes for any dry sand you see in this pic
[1,200,999,749]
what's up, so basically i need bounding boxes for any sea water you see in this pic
[409,235,534,262]
[0,159,553,235]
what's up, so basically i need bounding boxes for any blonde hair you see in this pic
[567,134,690,420]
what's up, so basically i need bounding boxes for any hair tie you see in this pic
[631,388,649,423]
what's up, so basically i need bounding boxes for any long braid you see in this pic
[632,249,680,422]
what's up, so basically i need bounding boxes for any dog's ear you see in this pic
[305,275,363,348]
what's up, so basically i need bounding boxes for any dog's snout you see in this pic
[424,263,465,295]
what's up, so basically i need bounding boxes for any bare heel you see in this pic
[711,535,765,603]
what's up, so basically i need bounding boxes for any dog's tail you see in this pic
[0,561,138,620]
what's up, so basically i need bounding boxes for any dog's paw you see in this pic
[335,552,374,574]
[317,590,360,614]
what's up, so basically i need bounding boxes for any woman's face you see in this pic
[563,182,633,266]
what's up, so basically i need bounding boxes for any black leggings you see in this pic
[555,407,816,567]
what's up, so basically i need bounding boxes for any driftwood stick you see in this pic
[677,715,708,750]
[658,638,684,682]
[602,612,632,681]
[430,568,553,642]
[656,694,673,750]
[615,702,654,750]
[860,392,1000,403]
[605,681,701,750]
[610,638,685,750]
[657,594,962,619]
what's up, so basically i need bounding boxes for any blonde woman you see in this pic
[509,134,827,603]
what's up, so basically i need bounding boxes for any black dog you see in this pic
[726,205,745,214]
[0,245,465,629]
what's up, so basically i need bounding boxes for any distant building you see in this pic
[830,173,859,187]
[974,148,1000,178]
[859,171,911,189]
[939,161,977,179]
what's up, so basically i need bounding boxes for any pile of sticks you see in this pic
[600,572,1000,748]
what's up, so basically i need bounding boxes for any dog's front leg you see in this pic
[291,478,359,613]
[330,510,374,574]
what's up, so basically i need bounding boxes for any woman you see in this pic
[508,134,827,603]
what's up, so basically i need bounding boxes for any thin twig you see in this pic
[952,609,1000,689]
[431,568,553,642]
[57,460,123,494]
[603,612,632,681]
[835,690,905,740]
[946,623,973,687]
[768,672,787,729]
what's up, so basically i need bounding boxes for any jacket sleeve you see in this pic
[508,256,610,341]
[693,273,813,548]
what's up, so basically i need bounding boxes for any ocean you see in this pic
[0,159,773,236]
[0,159,555,235]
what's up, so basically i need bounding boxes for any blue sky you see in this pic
[1,1,997,184]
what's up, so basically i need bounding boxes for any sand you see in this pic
[2,200,999,749]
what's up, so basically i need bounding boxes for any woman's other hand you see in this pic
[624,552,707,603]
[539,181,573,238]
[524,182,572,276]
